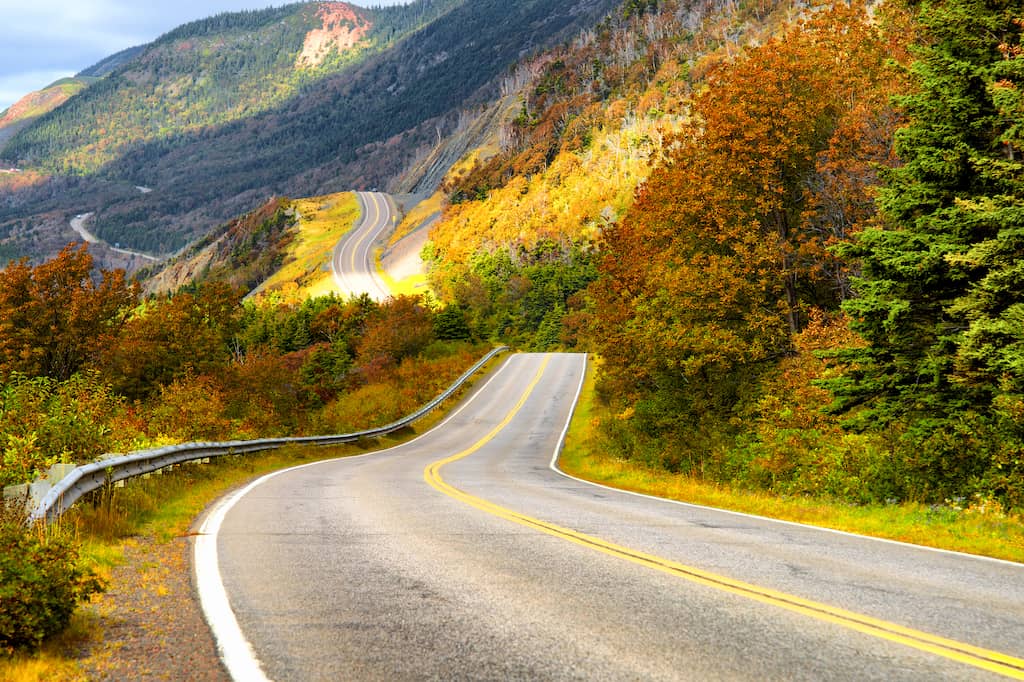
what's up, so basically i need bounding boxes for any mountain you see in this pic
[0,0,620,264]
[0,47,144,160]
[76,46,147,79]
[0,78,95,155]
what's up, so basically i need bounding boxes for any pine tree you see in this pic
[830,0,1024,494]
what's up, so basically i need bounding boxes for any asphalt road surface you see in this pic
[331,191,393,301]
[198,353,1024,681]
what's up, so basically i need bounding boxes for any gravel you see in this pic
[77,534,228,681]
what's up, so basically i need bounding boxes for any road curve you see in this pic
[199,354,1024,681]
[331,191,394,301]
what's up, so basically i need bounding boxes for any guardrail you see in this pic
[28,346,509,525]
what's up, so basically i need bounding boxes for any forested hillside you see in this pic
[424,0,824,343]
[416,0,1024,512]
[0,0,619,262]
[0,79,94,155]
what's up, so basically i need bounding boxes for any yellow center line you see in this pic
[350,192,379,275]
[423,355,1024,679]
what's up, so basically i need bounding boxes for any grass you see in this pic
[253,191,360,302]
[387,190,443,248]
[0,612,95,682]
[377,254,431,298]
[379,191,438,298]
[558,358,1024,564]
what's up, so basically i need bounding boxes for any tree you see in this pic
[590,4,899,435]
[355,295,435,374]
[832,0,1024,422]
[93,281,243,399]
[0,245,136,381]
[829,0,1024,499]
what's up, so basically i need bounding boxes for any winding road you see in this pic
[198,353,1024,681]
[331,191,394,301]
[70,212,159,261]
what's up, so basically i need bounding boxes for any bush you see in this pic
[0,372,128,487]
[0,500,104,655]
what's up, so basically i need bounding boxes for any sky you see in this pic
[0,0,408,112]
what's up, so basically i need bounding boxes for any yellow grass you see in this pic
[0,612,96,681]
[252,191,360,303]
[378,256,431,298]
[559,358,1024,564]
[388,190,444,247]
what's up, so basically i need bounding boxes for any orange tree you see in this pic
[588,3,906,472]
[0,245,136,382]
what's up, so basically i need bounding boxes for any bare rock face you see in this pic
[296,2,373,68]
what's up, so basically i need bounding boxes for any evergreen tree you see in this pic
[830,0,1024,494]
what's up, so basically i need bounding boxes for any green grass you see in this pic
[558,358,1024,564]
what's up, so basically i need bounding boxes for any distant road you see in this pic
[199,353,1024,681]
[70,212,99,243]
[331,191,394,301]
[69,211,159,262]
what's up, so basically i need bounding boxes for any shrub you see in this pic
[0,372,128,487]
[146,374,232,442]
[0,500,104,655]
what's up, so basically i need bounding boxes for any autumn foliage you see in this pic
[0,246,483,486]
[0,245,136,382]
[591,3,904,406]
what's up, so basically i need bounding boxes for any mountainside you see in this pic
[0,0,620,263]
[0,78,95,155]
[76,45,147,79]
[138,196,298,295]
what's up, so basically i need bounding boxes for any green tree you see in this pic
[830,0,1024,497]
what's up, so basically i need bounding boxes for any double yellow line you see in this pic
[423,356,1024,679]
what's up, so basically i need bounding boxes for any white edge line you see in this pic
[194,354,516,681]
[548,354,1023,569]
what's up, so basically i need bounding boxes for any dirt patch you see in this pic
[297,3,373,68]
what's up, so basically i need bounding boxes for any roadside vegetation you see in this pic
[426,0,1024,520]
[0,267,490,676]
[1,433,463,681]
[559,360,1024,564]
[0,236,484,670]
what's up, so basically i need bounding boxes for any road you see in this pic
[198,353,1024,681]
[70,211,159,261]
[331,191,394,301]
